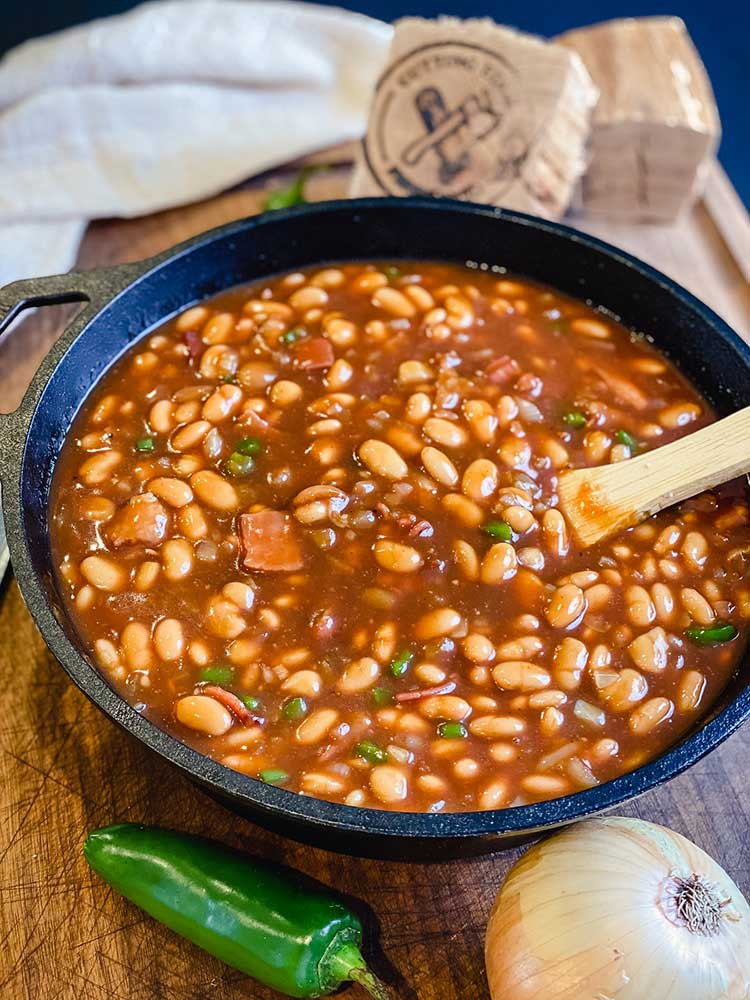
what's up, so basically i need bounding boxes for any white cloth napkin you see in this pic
[0,0,392,287]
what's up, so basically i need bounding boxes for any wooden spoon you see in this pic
[558,406,750,548]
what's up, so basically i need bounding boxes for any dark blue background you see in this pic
[3,2,748,203]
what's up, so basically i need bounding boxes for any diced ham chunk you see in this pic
[239,409,273,435]
[292,337,334,371]
[514,372,543,397]
[590,362,649,410]
[395,681,457,702]
[239,510,304,572]
[184,329,204,360]
[107,493,170,548]
[202,686,258,725]
[485,355,521,384]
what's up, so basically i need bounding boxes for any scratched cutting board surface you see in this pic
[1,165,749,1000]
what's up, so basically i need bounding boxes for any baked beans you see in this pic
[50,262,749,812]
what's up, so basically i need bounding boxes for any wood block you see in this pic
[350,17,598,219]
[558,17,721,222]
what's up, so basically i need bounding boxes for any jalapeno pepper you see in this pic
[84,824,389,999]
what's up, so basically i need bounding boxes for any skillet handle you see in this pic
[0,272,97,343]
[0,263,139,581]
[0,271,99,582]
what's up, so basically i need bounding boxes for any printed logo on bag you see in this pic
[364,42,530,199]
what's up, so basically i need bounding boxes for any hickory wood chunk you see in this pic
[558,406,750,547]
[350,17,598,219]
[558,16,721,222]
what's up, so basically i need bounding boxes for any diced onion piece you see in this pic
[573,699,606,727]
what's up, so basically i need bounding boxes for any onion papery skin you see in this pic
[485,817,750,1000]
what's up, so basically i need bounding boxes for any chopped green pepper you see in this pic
[371,687,394,707]
[199,665,234,685]
[384,265,401,280]
[281,696,308,721]
[260,768,289,786]
[685,621,738,645]
[220,374,238,384]
[135,437,155,452]
[225,452,255,477]
[615,429,639,452]
[242,695,262,711]
[263,168,312,211]
[236,436,262,456]
[282,328,305,344]
[563,411,587,428]
[355,741,389,765]
[481,519,512,541]
[389,649,414,678]
[437,721,468,739]
[84,824,390,999]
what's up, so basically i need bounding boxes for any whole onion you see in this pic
[486,817,750,999]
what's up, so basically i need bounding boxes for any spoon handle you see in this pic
[559,405,750,547]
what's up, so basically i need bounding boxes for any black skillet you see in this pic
[0,198,748,859]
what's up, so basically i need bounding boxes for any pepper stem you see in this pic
[326,943,392,1000]
[349,966,392,1000]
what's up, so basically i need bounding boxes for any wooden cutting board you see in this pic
[1,163,749,1000]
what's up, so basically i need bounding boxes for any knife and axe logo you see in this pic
[362,41,529,199]
[403,87,501,185]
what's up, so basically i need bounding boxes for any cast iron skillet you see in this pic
[0,198,748,859]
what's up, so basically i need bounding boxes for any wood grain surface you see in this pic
[1,166,749,1000]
